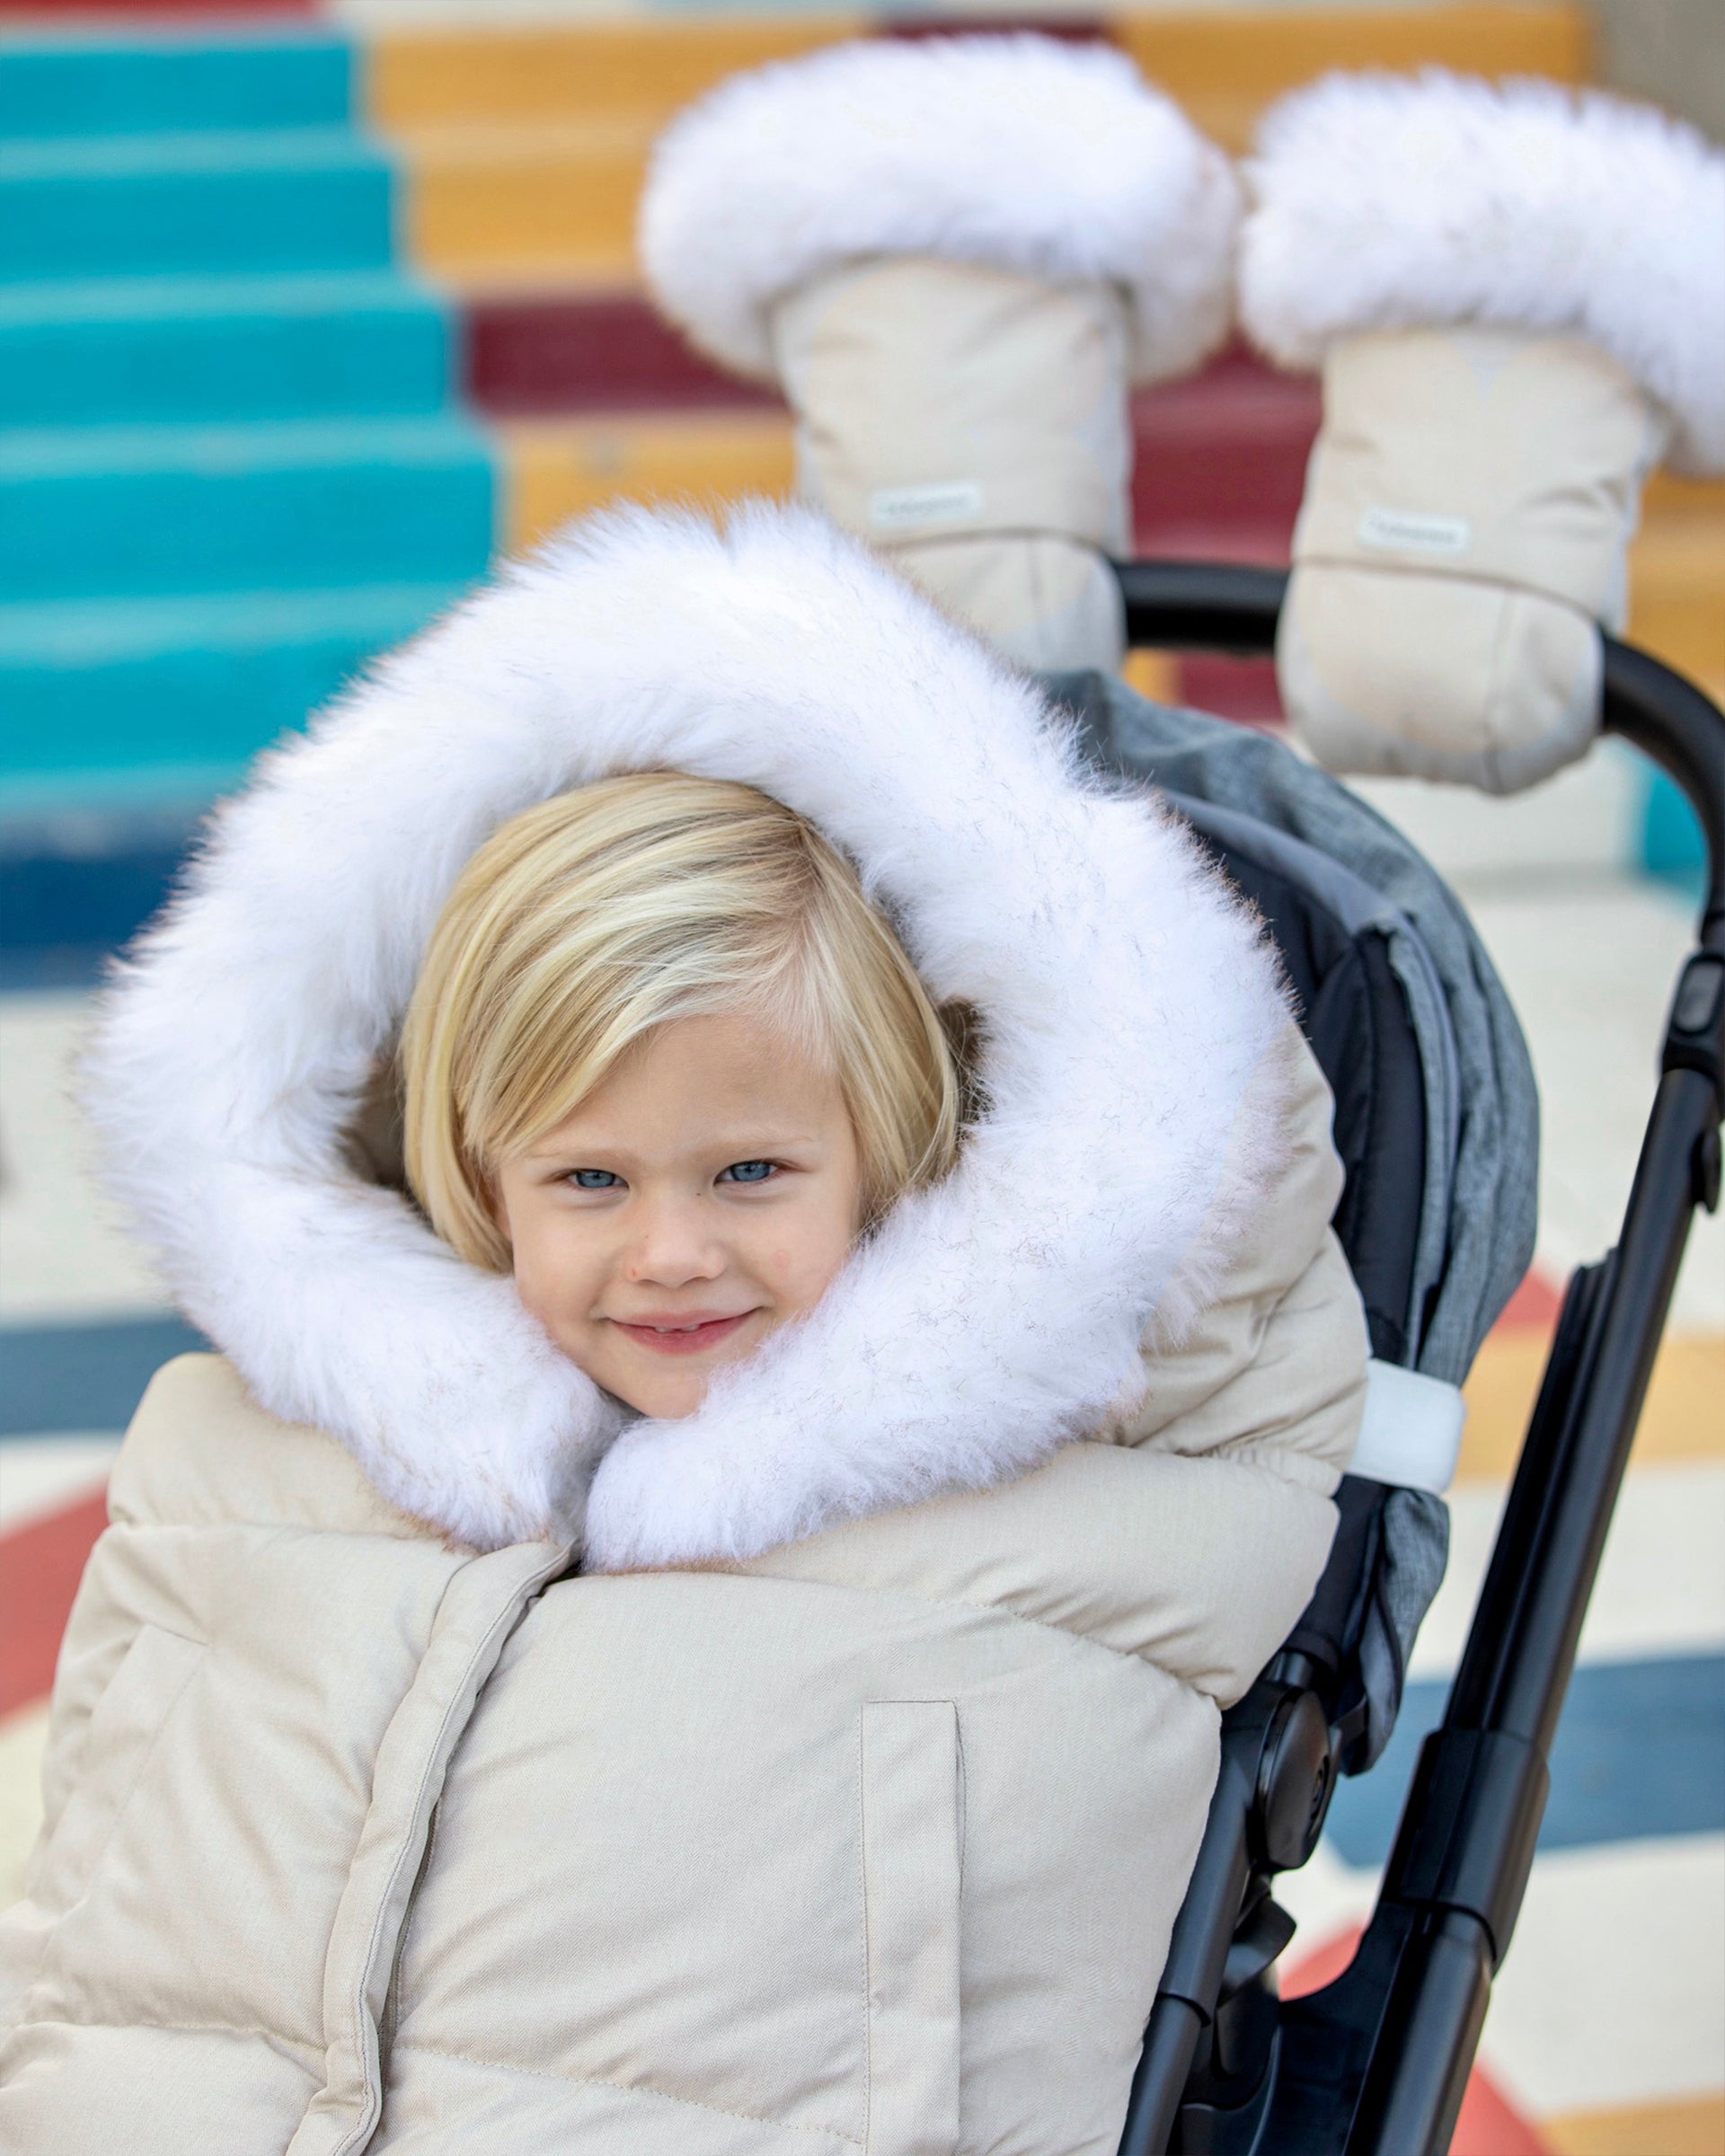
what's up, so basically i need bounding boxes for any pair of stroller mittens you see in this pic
[641,39,1725,793]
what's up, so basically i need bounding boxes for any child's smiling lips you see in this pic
[607,1309,761,1356]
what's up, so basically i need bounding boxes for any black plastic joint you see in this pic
[1663,951,1725,1105]
[1380,1729,1550,1968]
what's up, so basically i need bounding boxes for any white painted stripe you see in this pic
[0,1701,49,1910]
[1485,1834,1725,2116]
[1451,873,1724,1336]
[0,1435,119,1533]
[0,990,172,1325]
[1411,1461,1725,1679]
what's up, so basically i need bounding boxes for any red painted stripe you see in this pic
[0,1487,107,1717]
[1496,1267,1567,1335]
[1285,1928,1553,2154]
[1175,653,1284,728]
[466,294,781,420]
[1132,351,1319,542]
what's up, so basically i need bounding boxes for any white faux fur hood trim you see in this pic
[1237,70,1725,475]
[640,34,1240,386]
[84,504,1288,1568]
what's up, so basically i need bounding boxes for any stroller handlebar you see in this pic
[1112,559,1725,946]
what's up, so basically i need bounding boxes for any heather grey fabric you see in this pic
[1048,670,1537,1385]
[1047,672,1539,1753]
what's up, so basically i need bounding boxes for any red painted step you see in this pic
[1131,346,1318,542]
[468,293,780,419]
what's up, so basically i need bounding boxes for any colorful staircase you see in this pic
[0,4,1718,961]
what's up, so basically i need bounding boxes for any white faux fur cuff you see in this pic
[1237,70,1725,474]
[82,504,1290,1568]
[640,34,1240,385]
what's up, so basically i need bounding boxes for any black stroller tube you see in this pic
[1348,1074,1718,2156]
[1111,561,1725,2156]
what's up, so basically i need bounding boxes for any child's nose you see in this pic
[622,1200,726,1287]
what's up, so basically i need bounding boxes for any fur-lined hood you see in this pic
[640,33,1241,386]
[83,506,1289,1568]
[1238,69,1725,475]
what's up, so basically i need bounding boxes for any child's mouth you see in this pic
[610,1311,757,1356]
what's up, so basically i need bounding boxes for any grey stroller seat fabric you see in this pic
[1047,670,1541,1764]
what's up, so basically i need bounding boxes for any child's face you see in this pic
[493,1012,863,1419]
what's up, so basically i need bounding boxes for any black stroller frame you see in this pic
[1103,562,1725,2156]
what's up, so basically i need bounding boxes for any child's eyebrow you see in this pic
[523,1128,826,1162]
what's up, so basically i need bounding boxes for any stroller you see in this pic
[1046,559,1725,2156]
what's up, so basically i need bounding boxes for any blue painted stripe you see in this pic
[0,272,454,427]
[0,34,353,141]
[0,417,495,604]
[0,130,394,284]
[0,1317,209,1437]
[1326,1656,1725,1864]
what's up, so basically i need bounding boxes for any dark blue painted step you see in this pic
[0,31,353,139]
[0,789,207,990]
[0,273,454,427]
[0,418,495,601]
[0,128,394,283]
[0,580,465,785]
[0,1315,210,1436]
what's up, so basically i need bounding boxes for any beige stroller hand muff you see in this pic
[640,34,1239,673]
[1239,70,1725,793]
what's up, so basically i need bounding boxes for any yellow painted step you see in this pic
[1543,2092,1725,2156]
[503,411,794,551]
[379,5,1594,275]
[1459,1332,1725,1484]
[402,115,658,281]
[370,16,863,129]
[1630,476,1725,694]
[1117,3,1588,149]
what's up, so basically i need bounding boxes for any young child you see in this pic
[1,505,1367,2155]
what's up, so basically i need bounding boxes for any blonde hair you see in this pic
[401,773,964,1269]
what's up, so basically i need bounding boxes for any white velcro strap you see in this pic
[1349,1358,1467,1495]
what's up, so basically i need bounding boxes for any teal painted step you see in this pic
[1642,765,1708,888]
[0,416,495,602]
[0,33,352,139]
[0,583,465,778]
[0,129,394,283]
[0,274,454,427]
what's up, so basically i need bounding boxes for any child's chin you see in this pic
[612,1331,768,1419]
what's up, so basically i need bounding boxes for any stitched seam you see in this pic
[6,2010,319,2049]
[394,2042,865,2147]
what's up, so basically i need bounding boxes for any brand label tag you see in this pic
[870,481,985,531]
[1358,506,1473,558]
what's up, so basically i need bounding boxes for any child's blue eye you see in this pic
[570,1169,620,1189]
[720,1160,777,1185]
